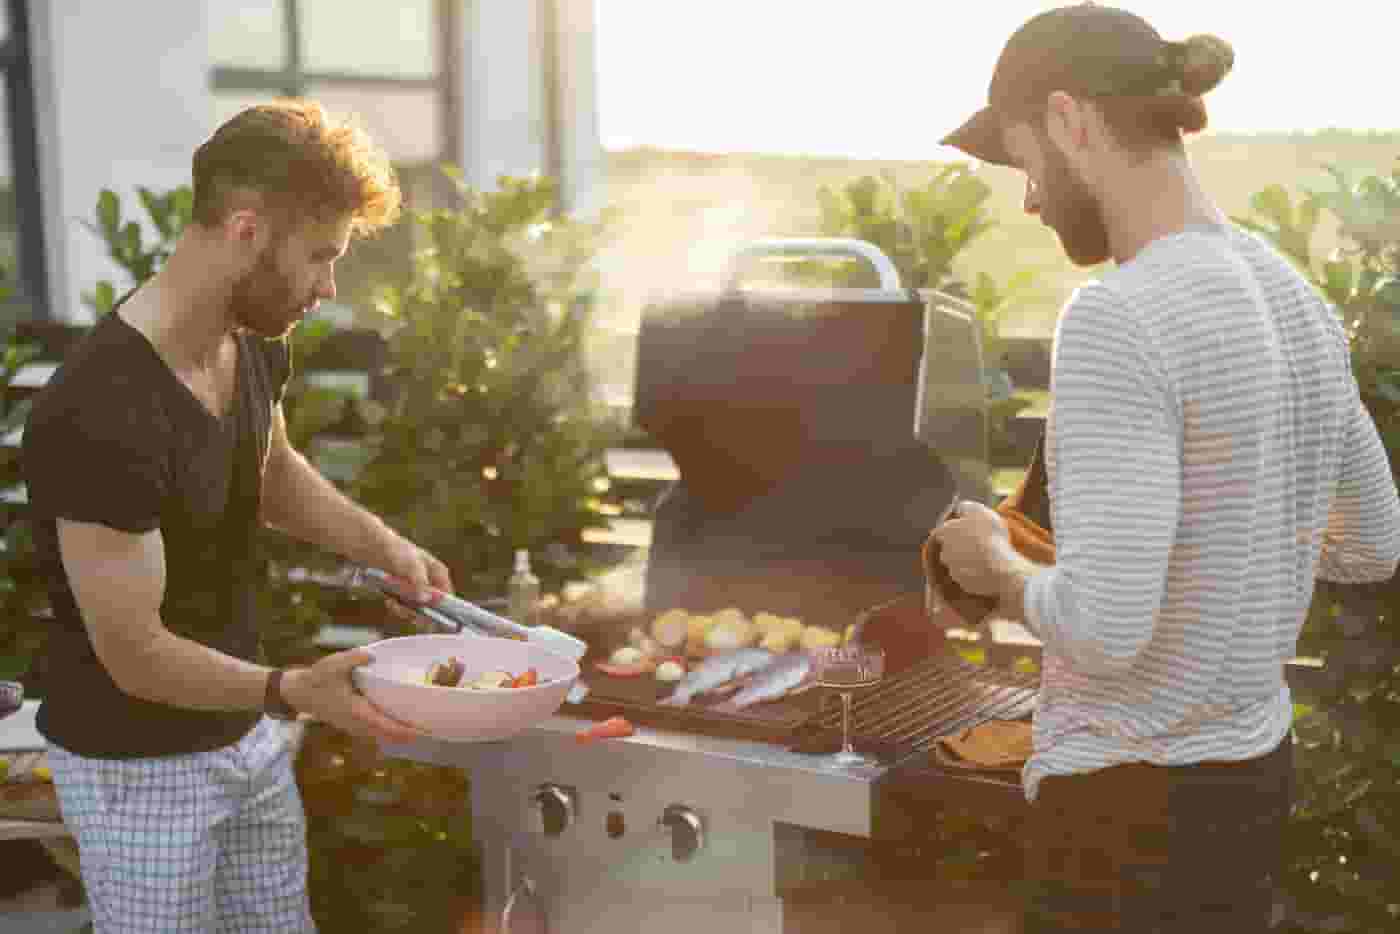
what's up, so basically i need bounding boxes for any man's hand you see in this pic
[281,649,424,746]
[929,501,1019,597]
[374,533,455,627]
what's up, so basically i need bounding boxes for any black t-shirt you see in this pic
[22,310,291,758]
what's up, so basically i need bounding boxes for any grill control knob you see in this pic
[532,784,576,837]
[658,804,705,862]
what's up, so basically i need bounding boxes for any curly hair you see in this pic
[192,99,401,238]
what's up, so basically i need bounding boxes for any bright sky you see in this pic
[594,0,1398,159]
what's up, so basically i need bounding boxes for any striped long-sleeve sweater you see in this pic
[1020,223,1400,802]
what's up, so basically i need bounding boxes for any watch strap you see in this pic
[264,668,298,720]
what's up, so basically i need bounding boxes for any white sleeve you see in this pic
[1316,326,1400,582]
[1021,283,1180,675]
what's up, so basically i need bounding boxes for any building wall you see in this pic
[28,0,212,323]
[27,0,604,324]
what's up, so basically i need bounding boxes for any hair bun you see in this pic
[1176,34,1234,97]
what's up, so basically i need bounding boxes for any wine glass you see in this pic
[811,645,886,768]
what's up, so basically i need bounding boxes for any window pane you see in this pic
[307,83,441,164]
[300,0,436,79]
[208,0,286,70]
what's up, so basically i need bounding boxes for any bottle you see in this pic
[507,549,541,627]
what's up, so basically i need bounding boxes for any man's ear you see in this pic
[225,209,261,248]
[221,190,275,253]
[1043,90,1090,160]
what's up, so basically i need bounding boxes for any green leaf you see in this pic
[121,222,142,264]
[1373,369,1400,404]
[1299,195,1322,235]
[0,655,31,681]
[137,186,171,239]
[1250,184,1295,229]
[1322,260,1355,306]
[170,187,194,229]
[97,189,121,238]
[93,280,116,315]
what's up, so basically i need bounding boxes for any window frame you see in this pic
[1,0,50,321]
[209,0,456,166]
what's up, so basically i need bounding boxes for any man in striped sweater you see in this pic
[934,4,1400,932]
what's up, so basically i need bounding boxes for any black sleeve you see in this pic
[23,379,170,535]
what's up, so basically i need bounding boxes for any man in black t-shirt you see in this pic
[22,100,453,933]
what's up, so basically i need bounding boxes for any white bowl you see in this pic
[353,634,580,742]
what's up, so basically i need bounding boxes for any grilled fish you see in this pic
[711,651,815,712]
[659,648,775,706]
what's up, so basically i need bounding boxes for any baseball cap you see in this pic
[942,3,1228,166]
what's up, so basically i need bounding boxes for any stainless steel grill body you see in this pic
[389,655,1039,933]
[395,717,880,932]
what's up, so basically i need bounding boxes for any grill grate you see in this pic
[788,654,1039,762]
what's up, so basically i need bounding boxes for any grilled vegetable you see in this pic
[759,627,800,654]
[650,609,691,650]
[509,668,539,689]
[575,715,635,744]
[751,612,784,635]
[425,657,466,687]
[594,647,658,678]
[799,626,841,651]
[704,609,758,653]
[610,646,645,667]
[654,658,687,682]
[470,670,514,690]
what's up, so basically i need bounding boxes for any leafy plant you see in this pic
[81,186,194,314]
[0,334,44,685]
[1238,158,1400,933]
[812,167,996,290]
[353,170,621,599]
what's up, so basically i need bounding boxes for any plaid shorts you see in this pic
[45,716,316,933]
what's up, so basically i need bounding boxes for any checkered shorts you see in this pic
[45,716,316,933]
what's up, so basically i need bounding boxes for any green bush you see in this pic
[352,170,621,599]
[1237,159,1400,932]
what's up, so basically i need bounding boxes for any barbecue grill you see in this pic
[393,646,1039,933]
[390,240,1036,932]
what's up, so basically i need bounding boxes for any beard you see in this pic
[1040,142,1112,267]
[228,243,309,339]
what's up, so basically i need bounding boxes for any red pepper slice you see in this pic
[575,716,635,744]
[509,668,539,689]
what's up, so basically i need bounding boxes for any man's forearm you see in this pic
[262,442,399,567]
[104,623,274,712]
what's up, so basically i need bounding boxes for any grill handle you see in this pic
[501,875,549,934]
[722,237,906,293]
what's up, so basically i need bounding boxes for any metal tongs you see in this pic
[353,567,588,662]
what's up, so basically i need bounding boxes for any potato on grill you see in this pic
[799,626,841,651]
[649,609,691,651]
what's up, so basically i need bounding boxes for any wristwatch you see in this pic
[264,668,298,721]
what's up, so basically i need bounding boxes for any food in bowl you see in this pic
[354,634,580,743]
[421,656,541,690]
